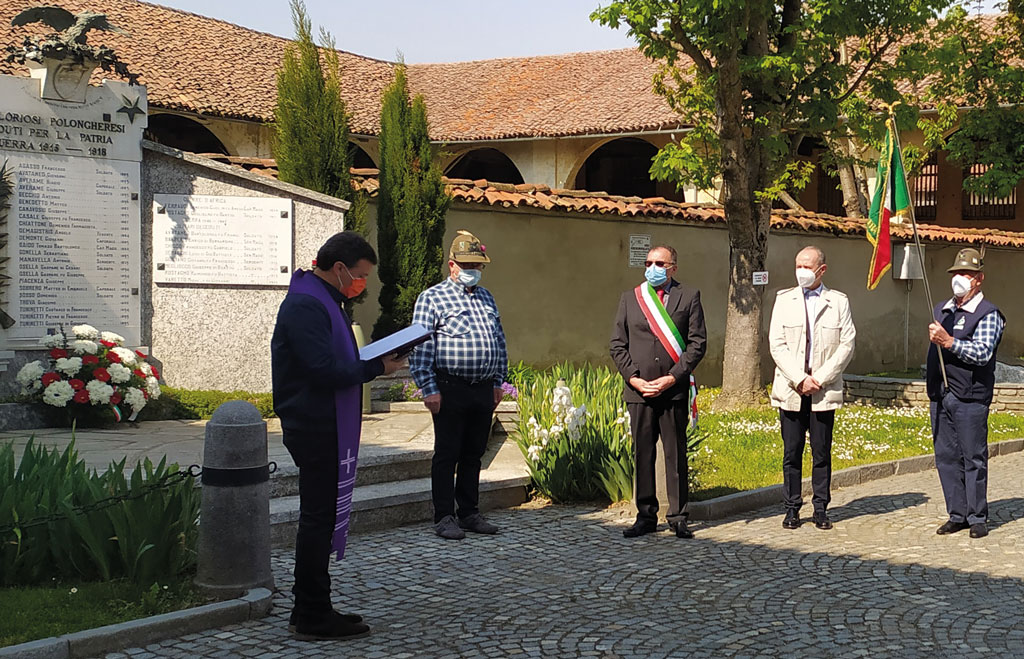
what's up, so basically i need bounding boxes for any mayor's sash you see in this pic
[633,282,699,427]
[289,269,362,560]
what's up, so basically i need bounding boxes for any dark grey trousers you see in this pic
[931,392,990,525]
[780,395,835,515]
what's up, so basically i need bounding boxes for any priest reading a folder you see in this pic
[271,232,405,641]
[410,230,509,541]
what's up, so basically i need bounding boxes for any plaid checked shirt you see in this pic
[944,294,1006,366]
[410,277,508,397]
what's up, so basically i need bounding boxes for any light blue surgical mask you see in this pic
[645,264,668,287]
[457,268,482,287]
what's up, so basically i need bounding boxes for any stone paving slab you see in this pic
[0,411,438,474]
[99,451,1024,658]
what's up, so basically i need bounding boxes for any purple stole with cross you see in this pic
[288,269,363,560]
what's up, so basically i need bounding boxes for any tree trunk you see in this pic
[713,68,770,410]
[828,136,868,218]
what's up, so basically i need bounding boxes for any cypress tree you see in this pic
[373,64,451,339]
[273,0,365,236]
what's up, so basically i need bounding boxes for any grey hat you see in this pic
[947,247,983,273]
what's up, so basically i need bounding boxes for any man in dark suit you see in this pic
[610,245,707,539]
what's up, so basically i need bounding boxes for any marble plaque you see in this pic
[152,194,293,286]
[0,74,147,348]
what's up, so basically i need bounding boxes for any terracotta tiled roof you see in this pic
[198,155,1024,249]
[0,0,395,132]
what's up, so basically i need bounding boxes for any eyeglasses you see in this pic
[645,260,676,268]
[456,262,486,271]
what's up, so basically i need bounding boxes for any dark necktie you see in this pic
[804,295,812,374]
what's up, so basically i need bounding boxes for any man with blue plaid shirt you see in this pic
[927,247,1005,540]
[410,230,508,540]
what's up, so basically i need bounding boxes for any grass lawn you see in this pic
[0,577,206,648]
[690,388,1024,500]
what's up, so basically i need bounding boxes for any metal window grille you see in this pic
[911,152,938,222]
[963,163,1016,220]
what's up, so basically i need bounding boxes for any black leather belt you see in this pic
[436,372,488,388]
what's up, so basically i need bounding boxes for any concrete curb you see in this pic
[0,588,273,659]
[687,438,1024,521]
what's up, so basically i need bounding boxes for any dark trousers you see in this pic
[430,378,494,523]
[931,392,989,525]
[780,396,835,514]
[283,431,338,621]
[627,400,689,525]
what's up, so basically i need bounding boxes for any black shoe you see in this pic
[670,521,694,539]
[622,520,658,538]
[782,510,801,530]
[289,610,364,633]
[812,512,833,530]
[969,523,989,539]
[936,520,970,535]
[293,614,370,641]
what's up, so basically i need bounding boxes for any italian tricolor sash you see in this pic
[634,283,699,427]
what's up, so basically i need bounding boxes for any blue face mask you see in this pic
[457,268,482,287]
[645,264,668,287]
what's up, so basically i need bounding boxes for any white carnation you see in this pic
[86,380,114,404]
[71,324,99,340]
[110,347,137,367]
[42,380,75,407]
[107,363,132,384]
[16,360,45,387]
[124,386,147,412]
[70,340,99,355]
[100,331,125,345]
[39,333,65,349]
[139,362,153,376]
[54,357,82,377]
[145,376,161,400]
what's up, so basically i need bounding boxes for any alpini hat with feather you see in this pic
[449,230,490,263]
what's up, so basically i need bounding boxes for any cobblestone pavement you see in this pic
[105,452,1024,658]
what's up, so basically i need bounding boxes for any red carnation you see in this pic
[82,355,99,365]
[99,340,116,348]
[133,369,147,379]
[41,372,61,386]
[110,392,123,405]
[107,351,121,364]
[69,379,85,390]
[72,390,90,404]
[93,368,111,382]
[135,350,148,359]
[142,389,150,400]
[150,367,160,379]
[49,348,68,359]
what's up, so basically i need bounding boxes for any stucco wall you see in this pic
[142,146,346,392]
[352,200,1023,387]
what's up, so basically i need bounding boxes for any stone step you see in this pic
[269,472,530,547]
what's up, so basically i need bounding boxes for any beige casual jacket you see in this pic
[769,285,856,412]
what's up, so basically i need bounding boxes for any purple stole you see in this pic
[288,269,363,560]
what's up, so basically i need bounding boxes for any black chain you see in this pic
[0,465,199,536]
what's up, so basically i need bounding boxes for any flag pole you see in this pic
[888,114,948,388]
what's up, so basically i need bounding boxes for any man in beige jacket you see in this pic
[769,246,856,531]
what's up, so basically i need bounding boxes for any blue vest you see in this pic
[926,297,1004,404]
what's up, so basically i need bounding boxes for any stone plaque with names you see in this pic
[629,234,651,268]
[0,74,147,348]
[152,194,293,286]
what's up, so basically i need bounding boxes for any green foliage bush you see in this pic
[0,440,199,587]
[137,387,275,421]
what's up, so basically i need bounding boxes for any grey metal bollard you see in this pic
[195,400,275,598]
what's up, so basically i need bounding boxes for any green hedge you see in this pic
[137,387,275,421]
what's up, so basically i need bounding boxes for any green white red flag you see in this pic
[866,119,911,290]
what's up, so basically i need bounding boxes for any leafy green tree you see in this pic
[273,0,365,234]
[593,0,950,409]
[372,64,451,339]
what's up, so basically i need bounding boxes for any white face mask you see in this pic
[951,274,973,299]
[795,268,817,289]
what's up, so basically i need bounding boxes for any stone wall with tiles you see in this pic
[843,375,1024,412]
[142,142,348,392]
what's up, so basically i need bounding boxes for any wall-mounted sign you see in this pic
[752,271,769,286]
[629,234,651,268]
[152,194,293,286]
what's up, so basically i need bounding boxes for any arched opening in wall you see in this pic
[573,137,682,201]
[445,148,524,184]
[144,113,228,155]
[350,143,375,169]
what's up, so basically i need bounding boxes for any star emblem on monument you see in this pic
[117,95,145,123]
